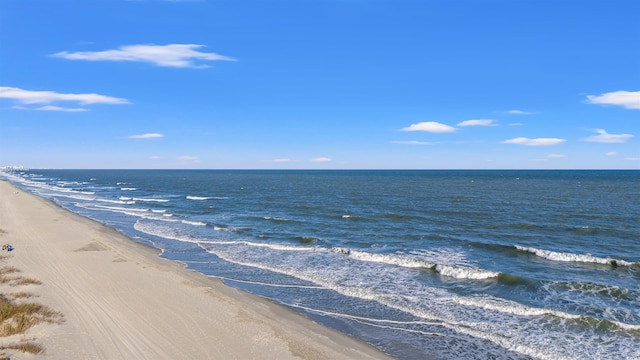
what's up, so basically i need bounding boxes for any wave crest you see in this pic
[515,246,636,267]
[435,265,499,280]
[186,196,211,200]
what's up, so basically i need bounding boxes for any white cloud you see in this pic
[584,129,634,143]
[625,157,640,161]
[501,137,566,146]
[401,121,456,133]
[36,105,88,112]
[585,90,640,110]
[0,86,129,105]
[265,158,295,163]
[457,119,497,127]
[311,157,332,162]
[52,44,236,68]
[547,154,567,158]
[505,110,537,115]
[606,152,617,156]
[129,133,164,139]
[508,122,524,126]
[391,140,431,145]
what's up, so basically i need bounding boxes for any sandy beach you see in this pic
[0,179,392,360]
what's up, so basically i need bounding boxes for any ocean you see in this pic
[1,169,638,359]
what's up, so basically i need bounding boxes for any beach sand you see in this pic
[0,180,392,359]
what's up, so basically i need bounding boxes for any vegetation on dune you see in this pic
[0,266,42,287]
[0,256,64,358]
[0,293,63,336]
[0,339,44,357]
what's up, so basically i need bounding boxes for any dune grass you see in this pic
[0,258,63,358]
[0,266,42,287]
[0,339,44,357]
[8,292,34,300]
[0,294,63,336]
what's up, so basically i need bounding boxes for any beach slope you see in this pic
[0,180,391,360]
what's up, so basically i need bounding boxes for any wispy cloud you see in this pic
[457,119,497,127]
[625,157,640,161]
[129,133,164,139]
[501,137,566,146]
[311,157,332,163]
[504,109,537,115]
[584,129,634,143]
[585,90,640,110]
[391,140,431,145]
[35,105,88,112]
[51,44,236,68]
[401,121,456,133]
[0,86,128,107]
[606,151,617,156]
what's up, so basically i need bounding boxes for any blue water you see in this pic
[2,169,639,359]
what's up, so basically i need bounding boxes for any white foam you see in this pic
[341,249,499,280]
[213,226,237,233]
[516,246,635,266]
[94,204,149,213]
[435,265,499,280]
[132,197,170,203]
[181,220,207,226]
[452,295,581,319]
[345,250,435,269]
[612,321,640,331]
[134,221,199,243]
[220,277,325,290]
[263,216,291,222]
[40,192,96,201]
[133,220,220,245]
[186,196,211,200]
[80,204,173,221]
[37,183,96,196]
[121,187,137,191]
[244,242,312,252]
[96,198,136,205]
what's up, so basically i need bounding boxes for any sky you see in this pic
[0,0,638,169]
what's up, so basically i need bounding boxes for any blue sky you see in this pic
[1,0,638,169]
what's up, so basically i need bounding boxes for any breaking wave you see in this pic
[515,246,637,267]
[331,248,500,280]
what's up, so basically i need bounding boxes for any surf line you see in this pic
[220,276,328,290]
[286,303,455,338]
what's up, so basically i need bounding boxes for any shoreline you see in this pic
[0,179,392,359]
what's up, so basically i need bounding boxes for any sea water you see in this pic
[2,169,638,359]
